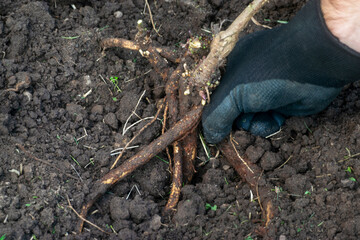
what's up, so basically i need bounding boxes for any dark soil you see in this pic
[1,0,360,239]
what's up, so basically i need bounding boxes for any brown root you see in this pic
[219,138,275,237]
[163,141,183,213]
[78,106,203,232]
[191,0,269,87]
[79,0,271,234]
[182,129,198,182]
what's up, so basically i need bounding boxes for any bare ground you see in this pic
[0,0,359,239]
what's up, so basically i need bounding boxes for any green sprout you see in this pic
[70,155,80,167]
[264,19,288,24]
[340,147,360,162]
[155,155,169,164]
[110,225,116,234]
[203,230,212,236]
[25,203,31,207]
[224,177,229,185]
[304,190,311,196]
[99,25,109,31]
[303,121,313,133]
[271,186,283,200]
[0,234,6,240]
[245,236,254,240]
[349,177,357,182]
[112,97,118,102]
[110,76,122,93]
[57,203,65,210]
[345,166,352,173]
[74,137,79,145]
[205,203,217,211]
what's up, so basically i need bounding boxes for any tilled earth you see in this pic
[0,0,359,239]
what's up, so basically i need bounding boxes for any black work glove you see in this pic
[202,0,360,144]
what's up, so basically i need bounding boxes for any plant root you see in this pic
[78,0,271,234]
[66,195,111,234]
[163,141,183,213]
[182,129,198,182]
[219,138,275,237]
[78,106,203,232]
[101,38,180,64]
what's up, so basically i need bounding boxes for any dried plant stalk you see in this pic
[192,0,269,87]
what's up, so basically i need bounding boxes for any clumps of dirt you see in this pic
[0,0,359,239]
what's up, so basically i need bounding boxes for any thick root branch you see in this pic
[182,129,198,182]
[192,0,269,87]
[79,0,272,234]
[101,38,140,51]
[101,38,180,63]
[78,106,203,232]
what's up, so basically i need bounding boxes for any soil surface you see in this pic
[1,0,360,239]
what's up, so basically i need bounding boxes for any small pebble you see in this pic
[114,11,123,18]
[279,235,286,240]
[222,165,230,171]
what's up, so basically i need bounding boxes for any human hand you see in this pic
[202,0,360,144]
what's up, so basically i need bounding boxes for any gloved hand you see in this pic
[202,0,360,144]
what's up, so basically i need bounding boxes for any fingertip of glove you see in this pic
[235,112,285,138]
[202,128,226,145]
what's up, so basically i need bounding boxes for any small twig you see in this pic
[338,149,360,163]
[5,74,31,92]
[3,214,8,223]
[122,90,147,135]
[70,164,83,182]
[111,100,165,169]
[99,74,107,84]
[256,170,264,213]
[125,69,152,82]
[66,195,110,234]
[126,185,142,200]
[110,145,140,156]
[316,174,332,178]
[251,17,272,29]
[77,128,88,141]
[265,127,282,138]
[275,155,293,170]
[145,0,161,36]
[205,86,211,104]
[15,144,78,180]
[123,117,157,135]
[229,134,254,174]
